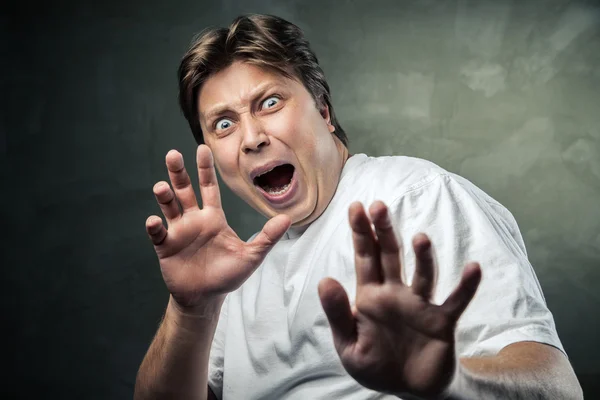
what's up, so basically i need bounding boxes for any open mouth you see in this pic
[253,164,295,196]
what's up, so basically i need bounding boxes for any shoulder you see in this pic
[348,154,456,203]
[356,154,447,180]
[348,154,510,220]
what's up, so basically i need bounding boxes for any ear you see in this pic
[319,102,335,133]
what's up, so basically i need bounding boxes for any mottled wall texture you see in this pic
[4,0,599,398]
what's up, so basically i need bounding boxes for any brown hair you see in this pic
[177,14,348,147]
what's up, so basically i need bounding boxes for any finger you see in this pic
[441,262,482,321]
[166,149,199,213]
[153,181,181,222]
[411,233,436,300]
[349,202,383,286]
[146,215,168,246]
[246,214,292,263]
[368,201,403,283]
[318,277,356,352]
[196,144,222,209]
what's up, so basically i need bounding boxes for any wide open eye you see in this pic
[261,96,280,109]
[215,118,233,131]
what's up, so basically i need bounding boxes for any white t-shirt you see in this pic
[208,154,565,399]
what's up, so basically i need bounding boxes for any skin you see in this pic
[138,61,582,399]
[197,61,350,228]
[320,201,582,398]
[195,61,581,398]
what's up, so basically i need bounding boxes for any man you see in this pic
[134,14,583,400]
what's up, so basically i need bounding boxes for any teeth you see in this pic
[264,182,291,196]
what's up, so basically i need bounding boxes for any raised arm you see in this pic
[318,172,583,399]
[134,145,290,399]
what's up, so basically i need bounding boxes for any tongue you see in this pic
[257,164,294,190]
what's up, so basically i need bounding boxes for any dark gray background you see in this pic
[3,0,599,398]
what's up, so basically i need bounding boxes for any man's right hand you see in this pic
[145,144,291,313]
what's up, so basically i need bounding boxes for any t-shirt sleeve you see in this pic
[207,294,229,399]
[388,173,565,358]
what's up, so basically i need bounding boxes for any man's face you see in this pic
[198,61,349,227]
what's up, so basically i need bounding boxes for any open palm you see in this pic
[145,145,291,309]
[318,201,482,398]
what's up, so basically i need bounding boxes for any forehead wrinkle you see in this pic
[201,78,287,123]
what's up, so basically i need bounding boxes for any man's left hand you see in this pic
[318,201,482,399]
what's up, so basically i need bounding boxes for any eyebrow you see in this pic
[202,82,283,125]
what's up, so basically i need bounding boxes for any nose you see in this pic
[241,115,269,154]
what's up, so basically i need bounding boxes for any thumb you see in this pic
[247,214,292,260]
[318,277,356,352]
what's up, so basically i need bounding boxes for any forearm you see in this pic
[443,343,583,400]
[134,295,223,400]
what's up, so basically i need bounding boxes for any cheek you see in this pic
[270,109,321,147]
[212,152,239,184]
[267,110,297,136]
[213,152,258,198]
